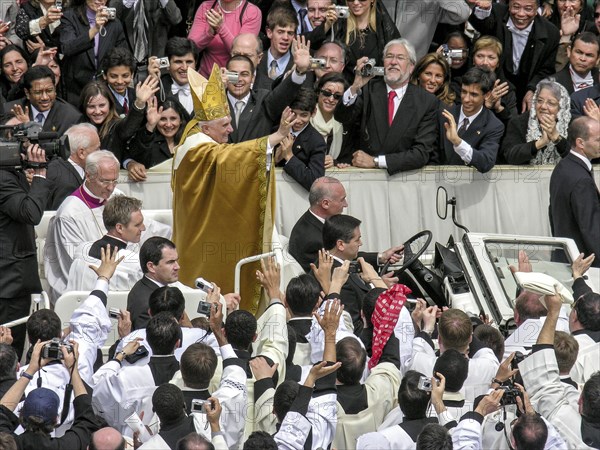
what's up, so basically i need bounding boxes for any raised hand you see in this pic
[310,249,334,293]
[89,244,125,281]
[292,35,311,74]
[256,256,282,300]
[135,76,160,106]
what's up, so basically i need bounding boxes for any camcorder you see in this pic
[360,59,384,77]
[0,122,69,170]
[335,6,349,18]
[42,338,73,360]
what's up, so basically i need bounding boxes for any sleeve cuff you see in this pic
[531,343,553,353]
[454,139,473,164]
[254,377,275,400]
[415,331,436,350]
[378,155,388,169]
[343,88,358,105]
[460,410,484,424]
[30,18,42,35]
[291,70,306,84]
[219,343,236,360]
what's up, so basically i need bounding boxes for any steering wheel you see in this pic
[380,230,433,276]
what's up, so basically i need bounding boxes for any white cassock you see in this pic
[66,242,143,292]
[44,189,171,301]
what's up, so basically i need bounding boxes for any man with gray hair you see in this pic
[334,39,439,175]
[231,33,264,74]
[45,123,101,210]
[66,195,146,292]
[45,150,171,301]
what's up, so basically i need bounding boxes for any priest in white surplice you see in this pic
[44,150,171,302]
[66,195,147,293]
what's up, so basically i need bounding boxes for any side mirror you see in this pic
[436,186,448,220]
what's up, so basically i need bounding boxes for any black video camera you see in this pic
[0,122,69,170]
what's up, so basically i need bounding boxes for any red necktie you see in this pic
[388,91,397,126]
[123,98,129,114]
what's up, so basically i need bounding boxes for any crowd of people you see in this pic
[0,0,599,448]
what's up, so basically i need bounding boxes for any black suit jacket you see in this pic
[549,153,600,268]
[279,124,326,191]
[45,158,84,210]
[289,210,324,272]
[571,85,600,119]
[469,4,559,103]
[60,7,127,105]
[108,86,137,117]
[228,75,302,143]
[159,75,193,121]
[440,105,504,173]
[554,65,599,96]
[127,276,160,330]
[500,113,569,165]
[254,52,294,91]
[332,259,370,335]
[1,98,82,136]
[335,81,439,175]
[0,169,49,298]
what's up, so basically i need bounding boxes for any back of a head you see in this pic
[224,310,257,351]
[308,176,342,208]
[398,371,431,420]
[514,291,546,324]
[243,431,278,450]
[553,331,579,374]
[568,116,595,149]
[473,324,505,362]
[581,372,600,423]
[416,423,452,450]
[149,286,185,319]
[438,309,472,352]
[574,292,600,332]
[285,274,322,316]
[89,427,126,450]
[273,380,300,423]
[180,343,218,389]
[0,344,18,379]
[322,214,361,251]
[102,195,142,232]
[433,349,469,392]
[152,383,186,425]
[336,337,366,385]
[140,236,176,273]
[27,309,61,344]
[512,413,548,450]
[176,432,214,450]
[146,312,181,355]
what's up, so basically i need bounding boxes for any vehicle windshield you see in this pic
[483,240,574,305]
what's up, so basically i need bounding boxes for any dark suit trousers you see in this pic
[0,295,31,359]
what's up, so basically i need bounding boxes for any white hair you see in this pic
[383,39,417,66]
[65,123,98,156]
[85,150,119,176]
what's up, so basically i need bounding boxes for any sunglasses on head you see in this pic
[320,90,343,100]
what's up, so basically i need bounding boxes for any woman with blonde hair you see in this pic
[410,53,455,106]
[333,0,399,78]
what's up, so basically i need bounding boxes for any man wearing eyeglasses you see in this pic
[44,150,171,302]
[334,39,439,175]
[0,65,81,136]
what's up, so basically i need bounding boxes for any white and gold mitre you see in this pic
[188,64,230,122]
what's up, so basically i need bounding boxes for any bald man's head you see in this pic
[308,176,348,218]
[89,427,125,450]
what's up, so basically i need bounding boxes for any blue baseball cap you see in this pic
[21,387,60,425]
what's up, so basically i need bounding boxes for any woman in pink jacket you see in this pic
[188,0,261,77]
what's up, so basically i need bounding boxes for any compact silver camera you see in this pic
[225,71,239,83]
[442,44,465,62]
[417,375,438,392]
[360,58,384,77]
[309,58,326,70]
[335,5,349,18]
[191,399,208,413]
[103,7,117,20]
[55,0,62,10]
[157,57,169,69]
[195,277,214,293]
[109,307,121,319]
